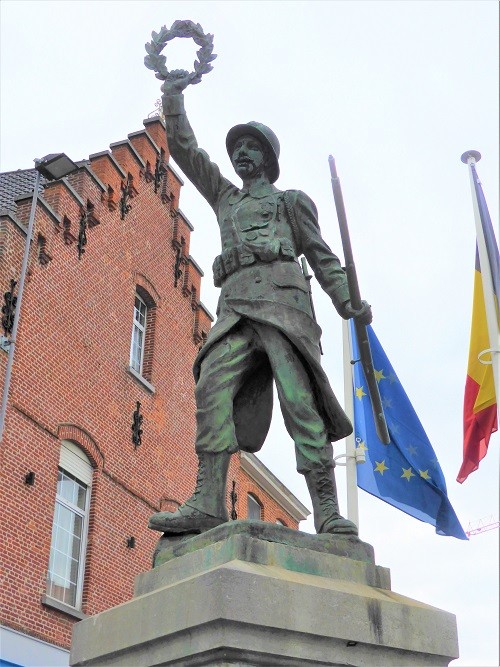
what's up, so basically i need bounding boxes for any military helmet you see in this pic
[226,121,280,183]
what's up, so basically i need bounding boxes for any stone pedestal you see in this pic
[70,521,459,666]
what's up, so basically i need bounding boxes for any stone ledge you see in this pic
[126,365,155,393]
[152,519,376,567]
[136,528,390,597]
[41,594,87,620]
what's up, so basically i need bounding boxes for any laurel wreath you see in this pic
[144,20,216,85]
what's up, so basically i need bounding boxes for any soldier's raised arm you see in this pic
[161,72,232,211]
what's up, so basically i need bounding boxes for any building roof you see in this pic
[240,452,311,522]
[0,169,46,215]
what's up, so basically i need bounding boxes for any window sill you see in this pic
[41,594,87,620]
[127,366,155,394]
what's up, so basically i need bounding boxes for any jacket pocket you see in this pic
[271,263,308,292]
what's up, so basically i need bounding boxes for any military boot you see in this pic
[304,465,358,535]
[148,452,230,533]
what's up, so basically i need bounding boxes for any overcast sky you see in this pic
[1,1,498,665]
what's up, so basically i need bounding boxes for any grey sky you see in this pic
[1,1,498,665]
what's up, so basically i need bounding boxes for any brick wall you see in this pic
[0,117,301,652]
[236,469,298,527]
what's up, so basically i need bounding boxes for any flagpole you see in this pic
[461,151,500,409]
[342,318,359,529]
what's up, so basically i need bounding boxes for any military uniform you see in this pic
[163,95,353,473]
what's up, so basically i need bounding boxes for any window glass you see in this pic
[130,327,144,372]
[247,493,262,521]
[57,469,87,510]
[134,296,146,327]
[47,460,90,609]
[130,294,147,374]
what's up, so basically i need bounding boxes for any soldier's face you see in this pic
[231,135,267,179]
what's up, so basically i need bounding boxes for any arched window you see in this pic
[247,493,263,521]
[129,285,157,384]
[130,292,147,375]
[46,442,92,610]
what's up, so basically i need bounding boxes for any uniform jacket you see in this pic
[163,94,353,446]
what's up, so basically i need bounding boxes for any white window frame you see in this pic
[46,442,92,611]
[130,293,147,376]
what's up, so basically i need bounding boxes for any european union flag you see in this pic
[350,321,467,540]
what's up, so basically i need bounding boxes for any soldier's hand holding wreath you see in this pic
[161,70,192,96]
[145,20,216,99]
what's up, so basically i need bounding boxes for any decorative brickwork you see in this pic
[57,423,104,470]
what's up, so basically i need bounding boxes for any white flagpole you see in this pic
[461,151,500,411]
[342,318,359,529]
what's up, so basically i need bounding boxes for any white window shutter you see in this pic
[59,441,92,485]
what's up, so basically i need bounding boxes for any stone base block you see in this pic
[70,522,458,667]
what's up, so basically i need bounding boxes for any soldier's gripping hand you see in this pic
[338,299,373,325]
[161,70,192,96]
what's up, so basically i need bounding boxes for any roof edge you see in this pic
[240,452,310,522]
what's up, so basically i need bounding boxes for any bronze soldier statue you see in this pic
[148,71,371,537]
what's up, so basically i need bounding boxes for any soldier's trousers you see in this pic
[194,320,333,473]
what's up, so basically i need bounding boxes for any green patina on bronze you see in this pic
[150,521,380,573]
[146,25,372,547]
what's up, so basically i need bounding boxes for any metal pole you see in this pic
[342,318,359,529]
[462,152,500,410]
[0,166,41,442]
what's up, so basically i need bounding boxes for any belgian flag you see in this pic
[457,157,499,483]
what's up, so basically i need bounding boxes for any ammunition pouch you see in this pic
[213,238,296,287]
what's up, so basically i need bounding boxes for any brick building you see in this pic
[0,117,308,666]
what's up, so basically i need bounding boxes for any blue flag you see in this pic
[350,321,467,540]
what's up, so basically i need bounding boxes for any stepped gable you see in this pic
[0,119,213,341]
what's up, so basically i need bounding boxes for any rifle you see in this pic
[328,156,390,445]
